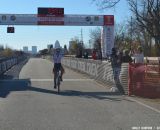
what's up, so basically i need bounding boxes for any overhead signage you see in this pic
[37,7,64,25]
[38,8,64,17]
[0,14,114,27]
[37,17,64,25]
[104,15,114,26]
[64,15,103,26]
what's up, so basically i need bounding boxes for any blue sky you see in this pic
[0,0,130,51]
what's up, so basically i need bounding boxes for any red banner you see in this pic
[104,15,114,26]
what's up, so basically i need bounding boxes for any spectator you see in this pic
[122,49,133,63]
[133,46,144,63]
[92,50,97,60]
[110,48,124,93]
[118,51,123,63]
[83,51,88,59]
[97,50,102,60]
[110,48,119,67]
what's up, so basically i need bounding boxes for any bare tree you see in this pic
[92,0,121,9]
[114,22,128,50]
[128,0,160,56]
[127,18,153,56]
[69,37,79,55]
[89,27,101,50]
[93,0,160,56]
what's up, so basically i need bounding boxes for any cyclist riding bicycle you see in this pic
[53,40,64,89]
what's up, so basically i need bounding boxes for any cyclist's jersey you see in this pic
[53,51,63,64]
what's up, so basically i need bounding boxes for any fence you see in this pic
[129,63,160,98]
[0,56,27,75]
[47,56,160,98]
[62,57,128,94]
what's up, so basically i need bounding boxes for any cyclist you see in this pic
[53,40,64,89]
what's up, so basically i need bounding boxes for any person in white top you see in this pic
[133,46,144,63]
[53,40,64,88]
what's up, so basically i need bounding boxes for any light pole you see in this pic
[130,16,133,51]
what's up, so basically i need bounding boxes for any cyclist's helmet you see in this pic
[55,40,61,52]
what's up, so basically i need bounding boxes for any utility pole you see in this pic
[80,28,83,46]
[80,28,84,56]
[130,16,133,51]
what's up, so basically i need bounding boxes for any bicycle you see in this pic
[55,69,61,93]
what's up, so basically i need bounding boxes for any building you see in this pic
[32,46,37,54]
[47,44,53,50]
[23,46,28,53]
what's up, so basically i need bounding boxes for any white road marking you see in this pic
[126,97,160,114]
[0,79,94,82]
[30,79,94,82]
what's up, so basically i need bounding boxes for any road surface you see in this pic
[0,58,159,130]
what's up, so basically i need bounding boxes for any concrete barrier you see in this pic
[62,57,129,94]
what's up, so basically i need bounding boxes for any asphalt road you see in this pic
[0,58,159,130]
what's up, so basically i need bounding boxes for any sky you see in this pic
[0,0,131,51]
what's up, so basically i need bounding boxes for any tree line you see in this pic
[0,45,25,58]
[92,0,160,56]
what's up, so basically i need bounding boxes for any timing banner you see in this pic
[0,14,113,26]
[37,16,64,25]
[37,8,64,25]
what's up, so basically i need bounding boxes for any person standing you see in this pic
[133,46,144,63]
[83,51,88,59]
[92,50,97,60]
[122,49,133,63]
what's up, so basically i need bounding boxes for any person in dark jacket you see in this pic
[83,51,89,59]
[122,49,132,63]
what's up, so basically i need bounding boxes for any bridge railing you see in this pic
[0,56,27,75]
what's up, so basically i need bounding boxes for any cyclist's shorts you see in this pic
[54,63,62,71]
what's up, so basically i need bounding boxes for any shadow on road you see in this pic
[0,79,58,98]
[0,79,31,98]
[0,79,125,101]
[0,77,130,102]
[59,90,124,101]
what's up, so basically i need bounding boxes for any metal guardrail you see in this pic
[0,56,27,75]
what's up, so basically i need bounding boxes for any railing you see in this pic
[45,55,160,98]
[0,56,27,75]
[62,57,128,94]
[61,57,160,98]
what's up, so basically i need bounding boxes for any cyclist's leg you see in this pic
[54,72,57,88]
[60,64,64,81]
[54,64,58,88]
